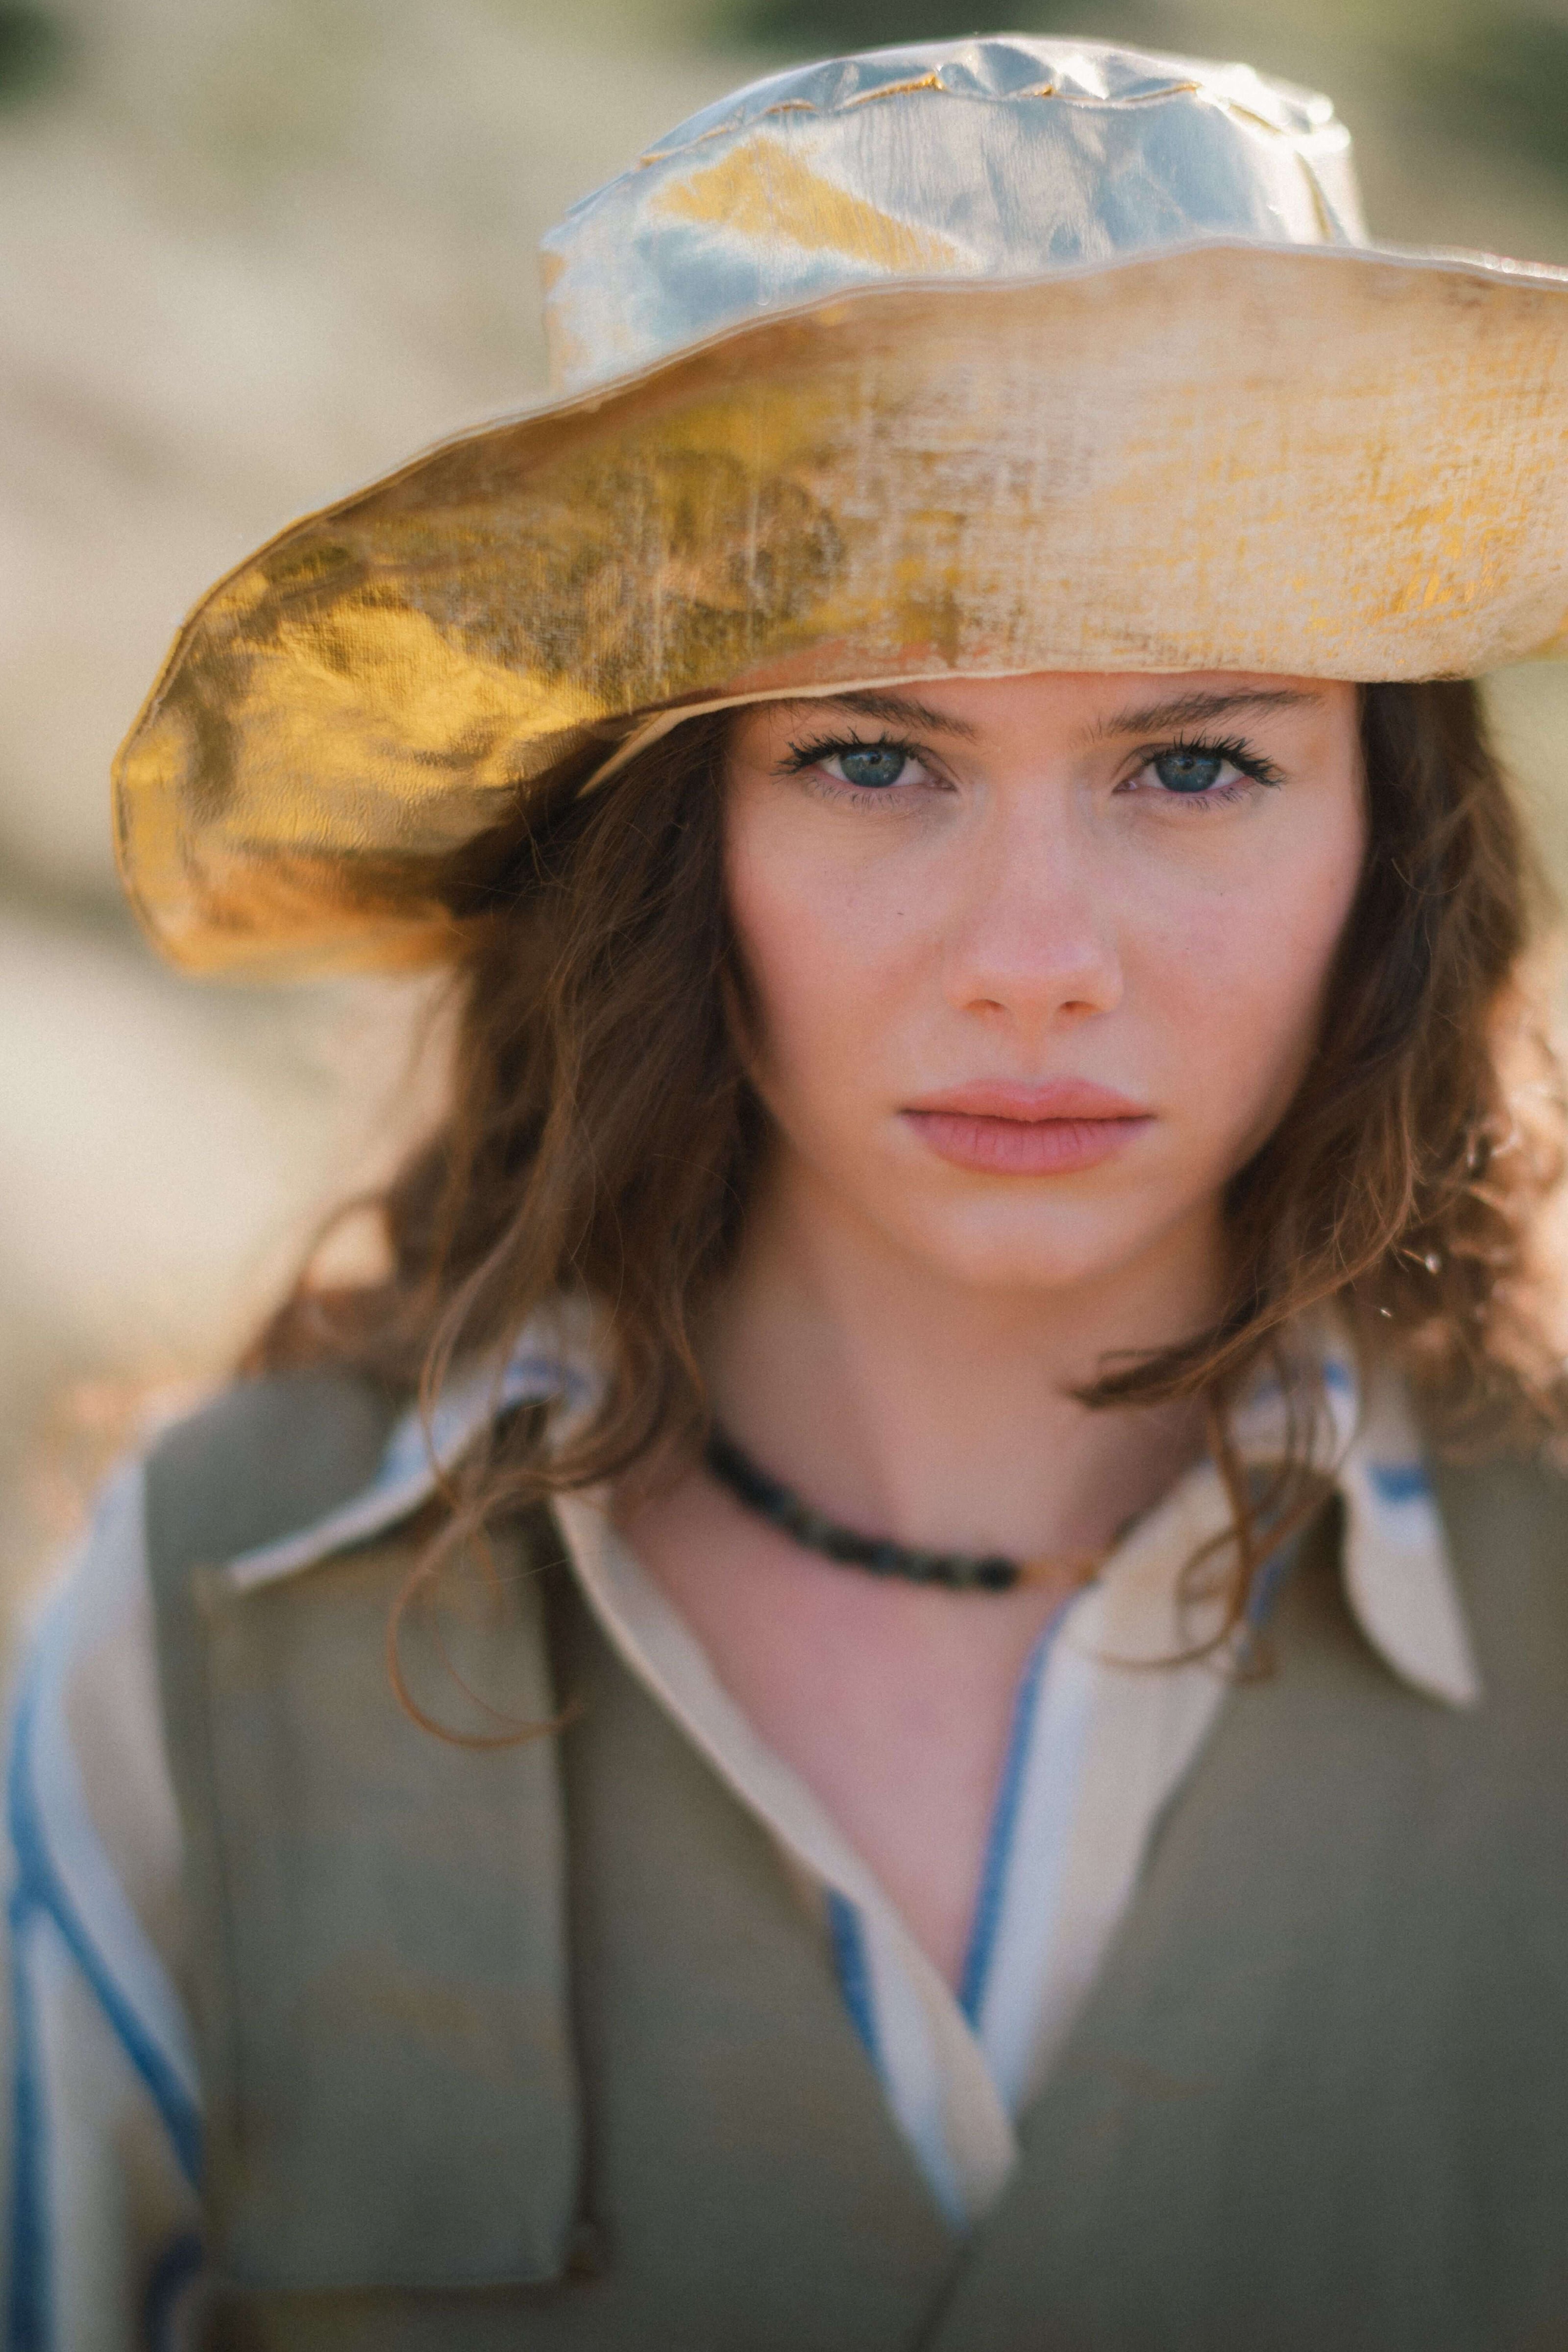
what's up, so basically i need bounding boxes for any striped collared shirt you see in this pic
[2,1328,1477,2343]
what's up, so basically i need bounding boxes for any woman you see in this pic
[10,34,1568,2351]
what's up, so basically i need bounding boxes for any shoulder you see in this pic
[1426,1442,1568,1690]
[3,1368,422,2185]
[143,1365,405,1592]
[1429,1441,1568,1562]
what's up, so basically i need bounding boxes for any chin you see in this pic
[886,1200,1157,1297]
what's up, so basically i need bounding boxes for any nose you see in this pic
[941,801,1123,1033]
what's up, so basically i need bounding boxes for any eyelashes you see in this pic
[778,731,925,779]
[778,726,1287,803]
[1149,732,1286,793]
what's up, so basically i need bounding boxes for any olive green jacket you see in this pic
[145,1370,1568,2351]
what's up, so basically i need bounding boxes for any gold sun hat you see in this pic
[114,34,1568,979]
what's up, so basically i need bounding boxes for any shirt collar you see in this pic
[218,1310,1480,1709]
[1321,1350,1480,1707]
[1092,1328,1479,1707]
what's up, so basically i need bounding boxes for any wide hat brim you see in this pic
[114,236,1568,979]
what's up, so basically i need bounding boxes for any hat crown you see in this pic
[539,34,1365,395]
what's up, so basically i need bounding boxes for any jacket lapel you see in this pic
[548,1566,963,2349]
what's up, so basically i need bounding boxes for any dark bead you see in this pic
[976,1558,1019,1592]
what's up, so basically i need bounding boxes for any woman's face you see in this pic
[722,670,1367,1299]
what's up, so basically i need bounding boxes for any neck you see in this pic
[701,1154,1226,1565]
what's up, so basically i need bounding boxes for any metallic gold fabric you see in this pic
[113,38,1568,978]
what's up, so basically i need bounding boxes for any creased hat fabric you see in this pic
[113,37,1568,977]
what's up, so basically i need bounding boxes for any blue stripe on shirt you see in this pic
[827,1890,879,2063]
[6,1901,50,2352]
[5,1625,203,2183]
[1368,1460,1431,1505]
[1246,1529,1303,1631]
[958,1602,1069,2028]
[6,1613,206,2350]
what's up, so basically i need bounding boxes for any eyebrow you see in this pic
[1081,686,1323,742]
[775,689,981,740]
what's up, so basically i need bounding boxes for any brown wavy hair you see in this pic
[252,680,1568,1662]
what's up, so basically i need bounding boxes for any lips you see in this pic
[901,1078,1153,1176]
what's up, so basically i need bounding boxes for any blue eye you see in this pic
[784,732,937,796]
[833,744,910,789]
[1152,748,1226,794]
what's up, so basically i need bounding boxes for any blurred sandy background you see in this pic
[5,0,1568,1637]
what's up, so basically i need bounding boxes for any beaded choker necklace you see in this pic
[703,1424,1106,1594]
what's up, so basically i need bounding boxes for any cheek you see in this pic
[726,816,926,1103]
[1141,824,1362,1141]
